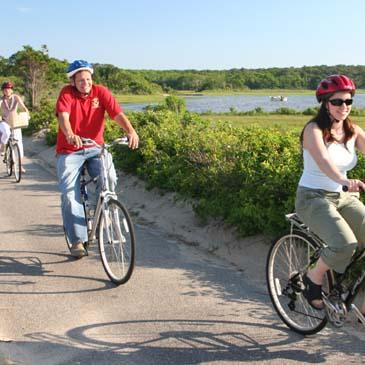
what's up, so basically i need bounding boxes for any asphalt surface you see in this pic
[0,136,364,364]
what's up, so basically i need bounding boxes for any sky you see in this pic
[2,0,365,70]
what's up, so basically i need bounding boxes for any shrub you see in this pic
[45,119,58,146]
[302,107,318,115]
[43,106,365,238]
[274,107,298,115]
[26,98,57,135]
[146,95,186,114]
[113,110,303,236]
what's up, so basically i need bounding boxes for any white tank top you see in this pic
[298,138,357,192]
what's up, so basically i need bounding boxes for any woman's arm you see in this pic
[354,124,365,153]
[15,95,29,113]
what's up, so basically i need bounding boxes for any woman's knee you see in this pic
[322,242,358,272]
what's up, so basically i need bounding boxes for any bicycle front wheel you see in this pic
[98,198,136,285]
[12,143,21,183]
[266,230,333,335]
[5,144,12,176]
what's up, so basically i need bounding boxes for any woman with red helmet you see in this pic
[0,81,29,172]
[295,74,365,314]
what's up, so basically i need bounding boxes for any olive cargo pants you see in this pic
[295,186,365,273]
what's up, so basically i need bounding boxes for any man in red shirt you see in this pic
[56,60,139,258]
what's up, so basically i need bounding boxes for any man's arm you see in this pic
[114,111,139,149]
[58,111,83,149]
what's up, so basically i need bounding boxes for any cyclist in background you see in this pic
[295,75,365,314]
[56,60,139,258]
[0,81,29,172]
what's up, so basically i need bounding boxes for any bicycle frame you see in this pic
[87,189,117,243]
[80,139,123,245]
[335,247,365,325]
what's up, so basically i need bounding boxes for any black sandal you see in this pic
[302,274,324,310]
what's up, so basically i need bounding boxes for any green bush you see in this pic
[26,98,57,135]
[42,106,365,237]
[146,95,186,114]
[112,110,303,236]
[273,107,299,115]
[45,119,58,146]
[302,107,318,115]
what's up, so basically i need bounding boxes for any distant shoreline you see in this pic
[117,89,365,105]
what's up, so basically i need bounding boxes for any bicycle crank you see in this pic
[323,295,347,327]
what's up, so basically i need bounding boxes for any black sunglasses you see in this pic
[328,98,353,106]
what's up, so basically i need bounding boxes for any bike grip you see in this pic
[115,137,129,145]
[81,137,93,144]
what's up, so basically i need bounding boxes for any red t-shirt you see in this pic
[55,84,122,154]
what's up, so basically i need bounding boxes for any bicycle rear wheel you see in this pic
[266,230,333,335]
[5,144,12,176]
[12,143,21,183]
[98,198,135,285]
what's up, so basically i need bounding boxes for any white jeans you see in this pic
[0,124,24,158]
[12,128,24,158]
[0,121,10,144]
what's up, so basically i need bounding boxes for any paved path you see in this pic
[0,140,364,364]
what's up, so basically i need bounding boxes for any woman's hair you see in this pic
[300,96,355,147]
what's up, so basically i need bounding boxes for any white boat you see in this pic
[270,96,288,102]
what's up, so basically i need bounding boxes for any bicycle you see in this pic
[3,127,22,183]
[63,137,136,285]
[266,209,365,335]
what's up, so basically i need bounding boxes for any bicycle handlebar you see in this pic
[81,137,129,148]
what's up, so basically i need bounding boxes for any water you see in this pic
[123,94,365,113]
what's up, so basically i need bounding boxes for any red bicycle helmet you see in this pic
[316,75,356,102]
[1,81,13,89]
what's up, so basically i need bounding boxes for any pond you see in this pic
[123,94,365,113]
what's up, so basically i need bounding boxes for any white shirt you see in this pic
[299,138,357,192]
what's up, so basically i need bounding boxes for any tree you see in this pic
[8,45,50,108]
[0,56,9,75]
